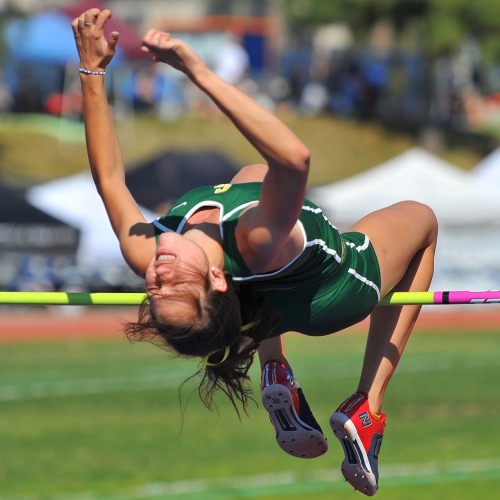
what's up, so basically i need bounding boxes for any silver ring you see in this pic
[84,22,93,26]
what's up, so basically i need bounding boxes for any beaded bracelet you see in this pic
[79,68,106,76]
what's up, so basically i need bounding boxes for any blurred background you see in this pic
[1,0,500,293]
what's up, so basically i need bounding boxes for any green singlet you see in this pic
[154,182,381,337]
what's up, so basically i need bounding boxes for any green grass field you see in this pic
[0,325,499,500]
[0,113,481,187]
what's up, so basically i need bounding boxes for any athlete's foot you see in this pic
[261,360,328,458]
[330,392,385,496]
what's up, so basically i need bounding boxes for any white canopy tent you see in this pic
[472,147,500,187]
[308,148,500,290]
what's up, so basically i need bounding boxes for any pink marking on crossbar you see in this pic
[435,290,500,304]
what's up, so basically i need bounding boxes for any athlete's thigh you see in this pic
[348,201,437,296]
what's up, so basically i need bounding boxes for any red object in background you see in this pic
[44,92,83,117]
[62,0,147,60]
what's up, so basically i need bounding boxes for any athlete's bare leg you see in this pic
[348,201,438,414]
[257,336,291,371]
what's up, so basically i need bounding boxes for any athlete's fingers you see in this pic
[94,9,112,31]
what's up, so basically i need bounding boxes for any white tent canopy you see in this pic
[308,147,500,228]
[27,172,158,271]
[308,148,500,291]
[471,146,500,187]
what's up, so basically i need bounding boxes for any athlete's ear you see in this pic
[209,266,228,292]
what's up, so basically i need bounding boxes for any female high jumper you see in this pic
[72,8,437,496]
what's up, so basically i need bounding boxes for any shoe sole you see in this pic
[262,383,328,459]
[330,412,378,496]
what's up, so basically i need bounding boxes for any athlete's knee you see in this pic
[400,201,438,243]
[416,202,437,239]
[393,200,437,239]
[394,200,435,222]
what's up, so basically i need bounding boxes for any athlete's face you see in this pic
[145,232,209,324]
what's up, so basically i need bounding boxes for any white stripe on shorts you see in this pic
[344,234,370,252]
[306,238,342,264]
[348,268,381,301]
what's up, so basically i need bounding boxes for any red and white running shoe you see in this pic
[330,392,386,496]
[261,360,328,459]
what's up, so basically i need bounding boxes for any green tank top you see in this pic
[154,182,380,337]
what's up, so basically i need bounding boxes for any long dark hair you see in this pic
[125,272,279,414]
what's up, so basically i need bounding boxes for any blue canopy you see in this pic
[5,11,79,64]
[4,11,124,65]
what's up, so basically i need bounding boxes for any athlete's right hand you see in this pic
[140,29,208,81]
[71,8,119,72]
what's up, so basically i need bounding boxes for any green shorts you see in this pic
[330,231,381,329]
[268,231,382,337]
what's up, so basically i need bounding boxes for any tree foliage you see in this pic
[282,0,500,63]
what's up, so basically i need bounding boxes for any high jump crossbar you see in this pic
[0,290,499,306]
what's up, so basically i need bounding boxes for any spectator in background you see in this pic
[213,32,250,86]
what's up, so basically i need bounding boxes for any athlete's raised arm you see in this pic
[72,9,155,276]
[141,30,310,270]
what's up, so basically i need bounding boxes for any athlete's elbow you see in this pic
[288,144,310,175]
[267,143,310,176]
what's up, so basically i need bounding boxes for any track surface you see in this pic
[0,307,499,342]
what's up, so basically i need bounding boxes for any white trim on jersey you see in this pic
[231,219,308,282]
